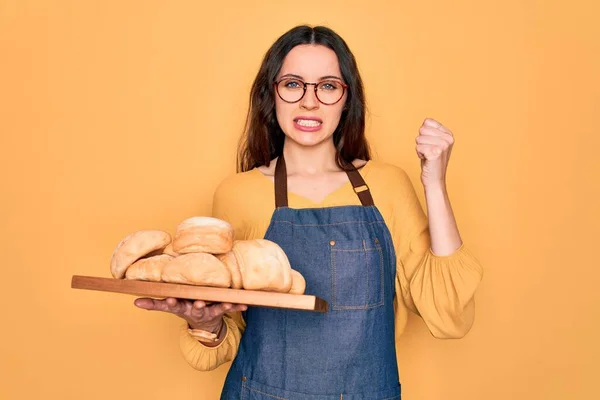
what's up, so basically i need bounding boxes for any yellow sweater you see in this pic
[179,160,484,371]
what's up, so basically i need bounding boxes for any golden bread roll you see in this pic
[110,230,171,279]
[216,251,243,289]
[232,239,292,292]
[288,269,306,294]
[162,242,179,257]
[172,217,234,254]
[161,253,231,287]
[125,254,173,282]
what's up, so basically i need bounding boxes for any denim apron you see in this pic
[221,155,400,400]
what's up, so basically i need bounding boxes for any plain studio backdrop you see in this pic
[1,1,598,399]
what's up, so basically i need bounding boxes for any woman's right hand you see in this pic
[134,297,247,333]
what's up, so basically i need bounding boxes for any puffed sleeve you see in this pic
[178,177,247,370]
[391,168,483,339]
[179,311,246,371]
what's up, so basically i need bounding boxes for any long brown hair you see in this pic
[237,25,371,173]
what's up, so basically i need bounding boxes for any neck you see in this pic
[282,139,339,175]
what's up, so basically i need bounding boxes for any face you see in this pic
[274,44,347,148]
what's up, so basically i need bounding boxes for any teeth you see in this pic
[296,119,321,127]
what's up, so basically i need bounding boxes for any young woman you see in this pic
[135,25,483,400]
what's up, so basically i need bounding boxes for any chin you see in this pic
[286,128,332,148]
[289,132,329,147]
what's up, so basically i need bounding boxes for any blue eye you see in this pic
[284,79,303,89]
[319,81,339,91]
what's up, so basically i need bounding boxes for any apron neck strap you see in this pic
[274,153,289,208]
[274,153,374,208]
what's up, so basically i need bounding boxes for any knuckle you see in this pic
[166,299,178,308]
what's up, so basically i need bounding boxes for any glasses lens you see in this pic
[315,80,345,105]
[277,79,305,103]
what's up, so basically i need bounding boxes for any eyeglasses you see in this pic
[274,77,348,105]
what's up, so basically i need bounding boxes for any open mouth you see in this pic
[294,118,323,127]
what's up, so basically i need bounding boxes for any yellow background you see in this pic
[1,1,598,399]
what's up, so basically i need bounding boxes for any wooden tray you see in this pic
[71,275,328,313]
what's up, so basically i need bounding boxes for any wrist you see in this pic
[188,318,223,333]
[423,181,447,194]
[187,318,226,344]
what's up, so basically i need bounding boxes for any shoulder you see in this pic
[365,160,426,240]
[212,169,272,214]
[363,159,422,216]
[214,169,265,199]
[212,168,274,240]
[365,159,414,189]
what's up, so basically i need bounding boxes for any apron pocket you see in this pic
[330,238,384,310]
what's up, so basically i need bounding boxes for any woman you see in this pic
[135,25,483,399]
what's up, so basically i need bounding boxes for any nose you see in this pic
[300,85,319,110]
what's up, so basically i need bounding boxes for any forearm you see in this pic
[424,183,463,256]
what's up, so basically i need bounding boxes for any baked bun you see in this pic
[288,269,306,295]
[161,253,231,287]
[125,254,173,282]
[162,243,179,257]
[172,217,233,254]
[232,239,292,292]
[110,230,171,279]
[216,250,243,289]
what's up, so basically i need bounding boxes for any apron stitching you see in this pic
[333,303,383,310]
[334,248,378,252]
[241,384,289,400]
[269,220,385,227]
[331,245,336,306]
[378,242,385,302]
[363,239,369,308]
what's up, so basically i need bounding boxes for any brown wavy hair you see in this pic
[236,25,371,172]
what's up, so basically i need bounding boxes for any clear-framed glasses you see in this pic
[274,77,348,105]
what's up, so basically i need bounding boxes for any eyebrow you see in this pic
[280,73,344,81]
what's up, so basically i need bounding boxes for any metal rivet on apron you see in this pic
[374,238,379,244]
[241,376,247,382]
[330,240,336,246]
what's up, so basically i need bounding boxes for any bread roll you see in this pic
[162,243,179,257]
[125,254,173,282]
[216,250,243,289]
[110,230,171,279]
[161,253,231,287]
[288,269,306,295]
[173,217,233,254]
[232,239,292,292]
